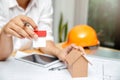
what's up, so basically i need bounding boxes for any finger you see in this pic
[71,44,79,49]
[64,61,67,65]
[65,46,73,53]
[71,44,83,51]
[68,44,86,55]
[9,23,30,38]
[6,28,23,38]
[14,18,24,28]
[60,54,66,62]
[65,44,76,52]
[24,26,38,39]
[23,22,34,30]
[78,46,86,55]
[20,15,37,29]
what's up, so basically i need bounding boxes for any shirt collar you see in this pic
[8,0,38,9]
[28,0,38,9]
[8,0,18,8]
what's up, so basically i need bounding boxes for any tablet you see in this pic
[16,54,59,67]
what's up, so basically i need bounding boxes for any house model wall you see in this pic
[66,49,89,78]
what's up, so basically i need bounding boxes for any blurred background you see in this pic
[53,0,120,50]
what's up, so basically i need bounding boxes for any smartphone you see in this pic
[16,54,59,67]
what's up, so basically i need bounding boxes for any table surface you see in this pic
[1,46,120,80]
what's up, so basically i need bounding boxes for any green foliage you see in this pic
[58,13,68,42]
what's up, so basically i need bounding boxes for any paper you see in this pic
[15,51,30,58]
[14,51,120,80]
[33,30,46,48]
[33,37,46,48]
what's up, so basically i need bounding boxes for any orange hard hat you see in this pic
[62,25,99,48]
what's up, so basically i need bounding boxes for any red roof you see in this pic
[34,30,46,37]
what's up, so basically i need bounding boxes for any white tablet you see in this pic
[16,54,59,68]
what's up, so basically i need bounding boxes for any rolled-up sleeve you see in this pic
[0,1,9,29]
[38,0,54,41]
[0,16,6,29]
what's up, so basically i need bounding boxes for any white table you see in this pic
[0,57,72,80]
[0,48,120,80]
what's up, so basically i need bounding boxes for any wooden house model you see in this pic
[66,49,89,78]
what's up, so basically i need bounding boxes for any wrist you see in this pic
[53,48,61,58]
[0,28,12,38]
[54,48,66,61]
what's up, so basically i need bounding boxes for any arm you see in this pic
[39,41,85,62]
[0,29,13,60]
[39,41,61,59]
[0,15,38,60]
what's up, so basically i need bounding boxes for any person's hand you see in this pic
[1,15,38,39]
[57,44,86,62]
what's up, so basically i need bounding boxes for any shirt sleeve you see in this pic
[0,0,9,29]
[37,0,54,41]
[0,16,6,29]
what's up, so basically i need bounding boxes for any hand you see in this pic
[57,44,86,62]
[1,15,38,39]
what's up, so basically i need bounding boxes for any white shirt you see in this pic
[0,0,54,50]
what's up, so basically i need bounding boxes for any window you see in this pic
[88,0,120,50]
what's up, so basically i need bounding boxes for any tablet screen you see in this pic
[21,54,58,65]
